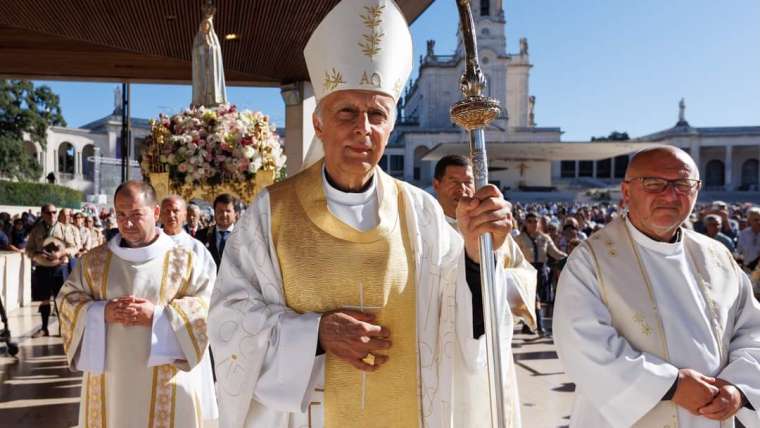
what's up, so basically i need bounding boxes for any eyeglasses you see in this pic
[625,177,702,195]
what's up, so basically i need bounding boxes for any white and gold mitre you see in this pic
[304,0,413,102]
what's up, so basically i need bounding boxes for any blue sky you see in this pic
[37,0,760,140]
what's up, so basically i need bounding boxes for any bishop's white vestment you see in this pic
[209,161,519,428]
[555,216,760,428]
[57,232,215,428]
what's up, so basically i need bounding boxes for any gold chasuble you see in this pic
[268,161,420,427]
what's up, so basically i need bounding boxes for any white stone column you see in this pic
[575,160,579,178]
[725,145,733,190]
[404,142,416,182]
[689,140,701,178]
[76,151,82,178]
[592,161,598,178]
[280,81,316,176]
[610,157,616,179]
[93,147,101,195]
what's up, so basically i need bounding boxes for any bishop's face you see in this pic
[314,90,395,189]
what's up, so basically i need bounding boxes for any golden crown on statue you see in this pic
[140,104,286,204]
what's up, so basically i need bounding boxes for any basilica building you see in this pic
[385,0,760,201]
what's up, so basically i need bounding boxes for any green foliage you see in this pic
[591,131,630,142]
[0,134,42,180]
[0,80,66,181]
[0,180,82,208]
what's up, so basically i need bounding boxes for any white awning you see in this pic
[421,141,665,162]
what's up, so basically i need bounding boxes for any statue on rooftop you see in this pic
[678,97,686,123]
[528,95,536,127]
[192,2,227,108]
[519,37,529,55]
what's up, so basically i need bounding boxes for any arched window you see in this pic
[480,0,490,16]
[58,142,75,177]
[741,159,759,190]
[704,159,725,188]
[82,144,96,180]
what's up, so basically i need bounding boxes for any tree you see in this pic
[591,130,630,142]
[0,80,66,181]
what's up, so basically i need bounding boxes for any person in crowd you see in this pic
[185,203,203,238]
[198,193,238,269]
[10,217,28,250]
[704,214,736,252]
[737,207,760,270]
[515,212,567,335]
[560,217,587,253]
[25,204,79,337]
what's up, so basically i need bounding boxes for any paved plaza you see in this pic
[0,304,574,428]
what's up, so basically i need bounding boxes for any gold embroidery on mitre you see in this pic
[358,4,385,60]
[360,70,382,87]
[323,68,346,92]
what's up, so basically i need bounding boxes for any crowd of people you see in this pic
[4,171,760,340]
[492,197,760,335]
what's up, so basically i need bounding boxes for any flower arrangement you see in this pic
[141,104,286,188]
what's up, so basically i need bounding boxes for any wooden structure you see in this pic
[0,0,432,85]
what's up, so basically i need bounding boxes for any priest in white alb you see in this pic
[159,195,219,426]
[208,0,520,427]
[554,146,760,428]
[57,181,215,428]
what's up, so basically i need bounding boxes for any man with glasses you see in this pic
[25,204,79,337]
[555,146,760,427]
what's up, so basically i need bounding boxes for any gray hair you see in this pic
[747,207,760,220]
[187,203,201,213]
[704,214,722,225]
[161,194,187,210]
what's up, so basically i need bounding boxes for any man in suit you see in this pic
[185,203,202,238]
[198,193,238,270]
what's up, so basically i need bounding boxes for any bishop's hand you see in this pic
[318,309,391,372]
[672,368,720,415]
[456,185,513,263]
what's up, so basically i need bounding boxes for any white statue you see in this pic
[113,86,122,113]
[519,37,528,55]
[678,97,686,123]
[192,4,228,108]
[528,95,536,127]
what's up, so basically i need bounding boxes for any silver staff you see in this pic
[450,1,506,427]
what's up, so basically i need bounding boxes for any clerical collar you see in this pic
[322,166,377,205]
[109,230,175,263]
[625,216,683,256]
[323,167,375,194]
